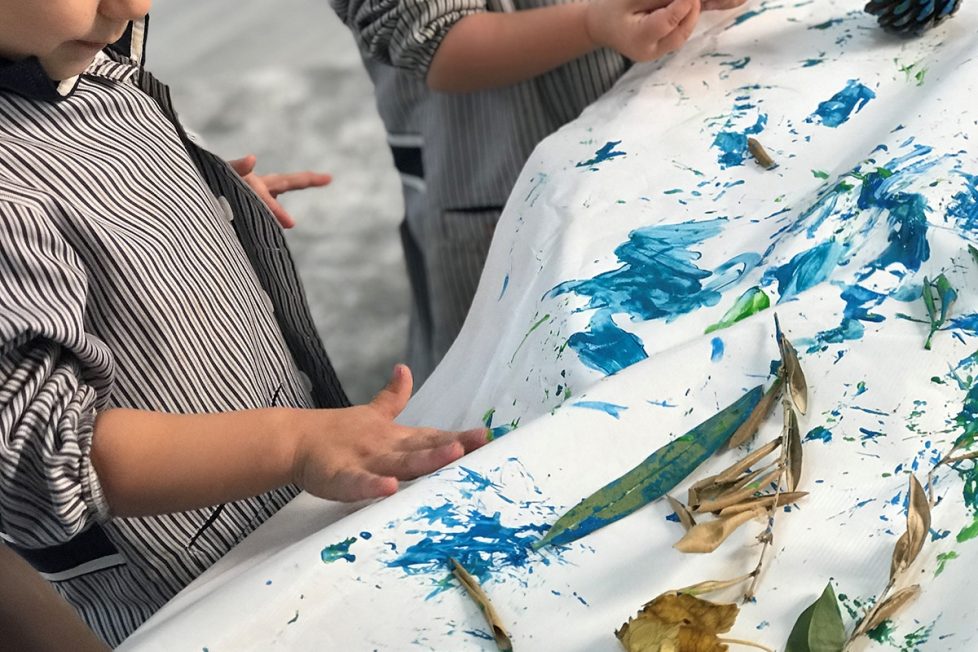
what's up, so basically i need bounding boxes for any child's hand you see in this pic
[586,0,701,63]
[228,154,332,229]
[701,0,748,10]
[290,364,489,502]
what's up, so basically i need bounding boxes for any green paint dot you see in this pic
[935,550,959,576]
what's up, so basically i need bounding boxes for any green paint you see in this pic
[812,169,830,179]
[867,620,895,643]
[836,593,863,620]
[510,312,551,363]
[935,550,959,576]
[705,286,771,333]
[535,385,764,549]
[898,60,927,86]
[900,623,934,651]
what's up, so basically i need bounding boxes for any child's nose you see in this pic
[98,0,153,22]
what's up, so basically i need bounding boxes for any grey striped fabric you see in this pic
[335,0,629,377]
[0,36,348,646]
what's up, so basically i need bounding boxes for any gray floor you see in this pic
[148,0,408,403]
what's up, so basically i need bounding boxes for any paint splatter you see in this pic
[806,80,876,128]
[712,113,768,168]
[809,17,844,29]
[805,426,832,443]
[576,141,626,169]
[483,408,519,439]
[762,240,845,302]
[935,550,959,576]
[321,537,357,564]
[571,401,629,419]
[710,337,725,361]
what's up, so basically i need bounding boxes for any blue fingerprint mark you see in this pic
[710,337,725,362]
[806,80,876,128]
[547,219,760,375]
[571,401,629,419]
[577,141,626,170]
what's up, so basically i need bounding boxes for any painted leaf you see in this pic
[784,583,846,652]
[934,274,957,325]
[616,592,738,652]
[674,506,765,554]
[727,377,783,448]
[667,495,697,531]
[785,408,803,492]
[775,315,808,415]
[451,558,513,652]
[890,474,931,578]
[718,491,808,517]
[921,276,937,323]
[858,585,921,637]
[535,386,764,548]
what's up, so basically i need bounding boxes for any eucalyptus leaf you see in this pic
[785,583,846,652]
[786,408,803,492]
[890,474,931,578]
[535,386,764,549]
[727,376,784,449]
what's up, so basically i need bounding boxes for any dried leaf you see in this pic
[675,575,754,597]
[784,583,845,652]
[747,137,778,170]
[858,585,921,636]
[775,314,808,415]
[890,474,931,578]
[674,506,766,554]
[667,495,697,531]
[451,558,513,652]
[616,592,738,652]
[785,408,803,492]
[693,468,781,514]
[727,377,784,449]
[718,491,808,517]
[535,386,764,549]
[689,438,782,505]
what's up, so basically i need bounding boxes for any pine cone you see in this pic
[864,0,962,34]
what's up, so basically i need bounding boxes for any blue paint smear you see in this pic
[321,537,357,564]
[805,426,832,443]
[571,401,629,419]
[498,274,510,300]
[547,219,760,375]
[360,531,373,540]
[809,284,887,350]
[762,240,844,302]
[859,427,885,443]
[806,80,876,128]
[577,141,626,169]
[648,400,678,407]
[728,1,786,27]
[465,629,495,641]
[802,58,825,67]
[713,113,768,168]
[710,337,725,361]
[809,17,844,28]
[457,467,502,497]
[947,172,978,231]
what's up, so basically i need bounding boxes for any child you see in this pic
[0,1,486,645]
[333,0,746,381]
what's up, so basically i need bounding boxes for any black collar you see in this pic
[0,17,147,102]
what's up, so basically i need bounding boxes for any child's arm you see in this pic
[92,364,486,515]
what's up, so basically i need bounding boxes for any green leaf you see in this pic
[785,583,846,652]
[704,286,770,334]
[534,386,764,549]
[921,277,936,323]
[933,274,957,325]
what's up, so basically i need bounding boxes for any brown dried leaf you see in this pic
[716,438,782,485]
[674,507,766,554]
[616,592,738,652]
[718,491,808,517]
[785,409,803,492]
[688,439,782,507]
[693,468,781,514]
[859,585,921,636]
[890,474,931,578]
[747,137,778,170]
[667,495,697,531]
[775,316,808,415]
[451,558,513,652]
[676,575,755,597]
[727,377,784,449]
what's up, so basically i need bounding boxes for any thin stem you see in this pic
[717,637,775,652]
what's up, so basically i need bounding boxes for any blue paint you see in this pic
[465,630,495,641]
[728,1,785,27]
[719,57,751,76]
[802,58,825,67]
[457,467,502,498]
[805,426,832,443]
[809,17,844,28]
[483,408,518,439]
[576,141,626,169]
[498,274,510,300]
[571,401,629,419]
[762,240,844,302]
[666,512,681,522]
[548,219,759,375]
[713,113,768,168]
[710,337,725,361]
[809,284,886,350]
[947,172,978,231]
[648,400,678,407]
[859,427,885,443]
[321,537,357,563]
[806,80,876,128]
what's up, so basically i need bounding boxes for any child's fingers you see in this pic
[651,0,700,56]
[263,172,333,197]
[371,441,465,479]
[369,364,414,419]
[702,0,746,10]
[329,469,399,502]
[633,0,697,56]
[268,198,296,229]
[227,154,257,177]
[397,426,491,454]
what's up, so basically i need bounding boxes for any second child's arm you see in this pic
[426,0,700,92]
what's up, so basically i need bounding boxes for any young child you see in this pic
[333,0,746,381]
[0,1,486,645]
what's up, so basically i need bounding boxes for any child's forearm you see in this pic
[92,408,300,517]
[426,4,595,92]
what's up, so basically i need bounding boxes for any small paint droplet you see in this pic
[710,337,724,362]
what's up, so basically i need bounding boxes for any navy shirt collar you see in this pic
[0,16,147,102]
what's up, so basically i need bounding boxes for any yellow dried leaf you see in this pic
[688,439,780,507]
[616,592,738,652]
[674,507,766,554]
[890,474,931,578]
[727,378,783,449]
[451,558,513,652]
[785,409,803,492]
[775,316,808,415]
[693,468,781,514]
[667,495,697,531]
[675,575,754,597]
[717,491,808,517]
[861,585,921,635]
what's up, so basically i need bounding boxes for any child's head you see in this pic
[0,0,151,81]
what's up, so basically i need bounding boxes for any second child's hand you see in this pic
[228,154,332,229]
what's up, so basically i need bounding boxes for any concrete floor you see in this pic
[148,0,408,404]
